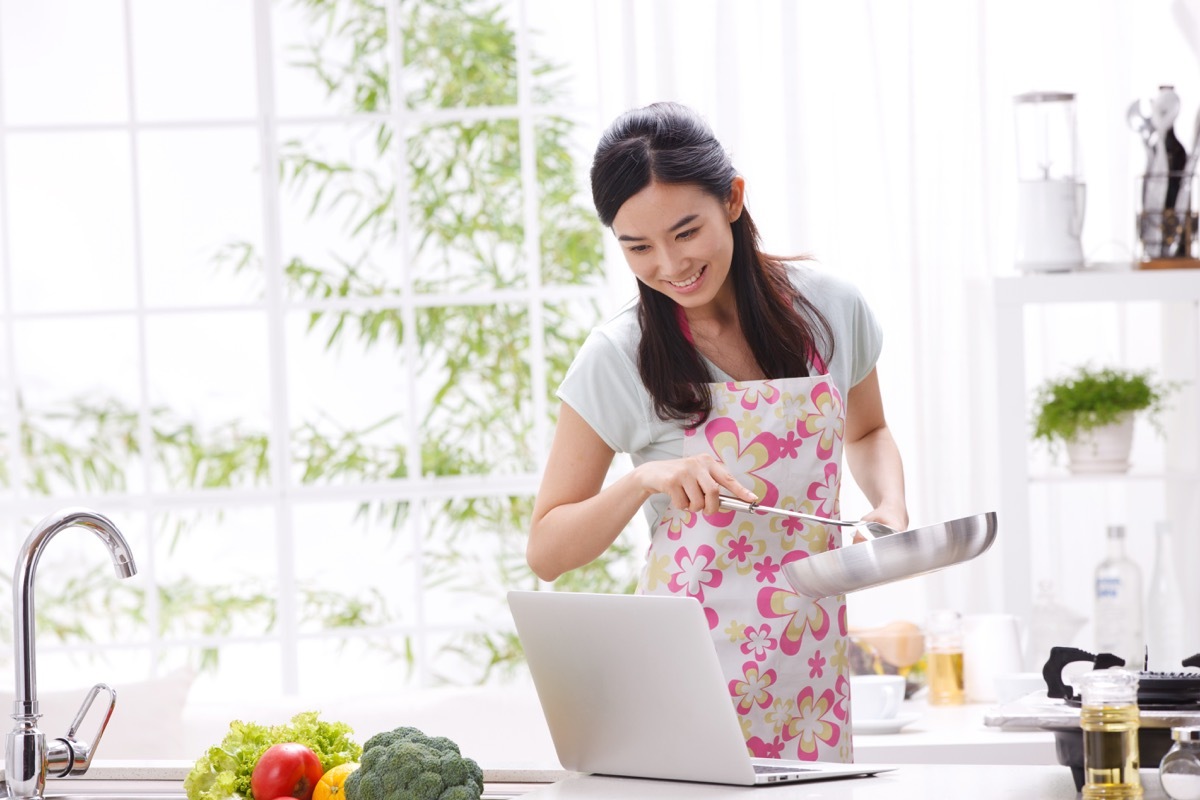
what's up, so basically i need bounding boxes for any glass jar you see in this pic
[1161,726,1200,800]
[1078,669,1142,799]
[924,609,964,705]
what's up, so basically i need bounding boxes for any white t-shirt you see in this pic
[556,262,883,529]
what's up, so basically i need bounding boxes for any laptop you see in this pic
[508,590,895,786]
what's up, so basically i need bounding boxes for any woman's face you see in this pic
[611,178,745,311]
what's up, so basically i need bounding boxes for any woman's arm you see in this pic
[527,402,758,581]
[843,367,908,531]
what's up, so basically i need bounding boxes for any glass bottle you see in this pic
[925,609,964,705]
[1095,525,1144,667]
[1147,521,1187,671]
[1160,726,1200,800]
[1079,669,1142,799]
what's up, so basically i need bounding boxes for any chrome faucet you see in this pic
[6,508,137,800]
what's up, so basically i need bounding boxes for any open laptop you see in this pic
[507,590,895,786]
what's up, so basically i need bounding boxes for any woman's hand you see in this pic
[635,454,758,516]
[861,502,909,534]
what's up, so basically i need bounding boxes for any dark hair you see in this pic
[590,101,833,425]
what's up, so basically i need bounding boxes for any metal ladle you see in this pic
[718,497,897,540]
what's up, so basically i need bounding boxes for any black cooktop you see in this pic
[1043,646,1200,709]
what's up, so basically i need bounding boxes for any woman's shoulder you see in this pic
[784,260,870,311]
[583,298,642,359]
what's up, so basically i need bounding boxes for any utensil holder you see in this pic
[1138,170,1200,265]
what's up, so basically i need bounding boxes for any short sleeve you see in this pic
[848,284,883,387]
[556,326,655,455]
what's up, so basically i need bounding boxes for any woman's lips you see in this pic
[667,265,707,293]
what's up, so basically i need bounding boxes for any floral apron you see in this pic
[636,372,853,763]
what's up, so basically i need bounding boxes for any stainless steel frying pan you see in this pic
[718,498,998,598]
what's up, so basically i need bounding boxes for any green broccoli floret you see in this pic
[343,726,483,800]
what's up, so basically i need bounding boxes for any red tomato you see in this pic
[251,743,324,800]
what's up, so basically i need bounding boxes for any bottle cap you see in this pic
[1078,668,1139,707]
[1172,726,1200,742]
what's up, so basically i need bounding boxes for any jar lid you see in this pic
[1172,726,1200,742]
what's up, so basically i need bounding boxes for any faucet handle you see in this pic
[45,683,116,777]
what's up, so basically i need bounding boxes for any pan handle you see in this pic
[718,497,861,528]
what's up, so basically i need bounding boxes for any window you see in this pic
[0,0,640,700]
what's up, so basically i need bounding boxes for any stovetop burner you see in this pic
[1043,646,1200,709]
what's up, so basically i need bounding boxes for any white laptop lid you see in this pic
[508,590,888,786]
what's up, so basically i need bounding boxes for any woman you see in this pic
[526,102,907,763]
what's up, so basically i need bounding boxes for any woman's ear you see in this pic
[727,176,746,222]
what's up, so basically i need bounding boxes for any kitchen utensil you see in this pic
[1145,87,1182,257]
[1014,92,1085,272]
[778,511,998,599]
[1128,98,1159,176]
[717,496,896,539]
[850,674,905,721]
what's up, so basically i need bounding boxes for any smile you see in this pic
[668,266,706,289]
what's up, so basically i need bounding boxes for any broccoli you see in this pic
[343,726,484,800]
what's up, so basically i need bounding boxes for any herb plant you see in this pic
[1032,365,1176,445]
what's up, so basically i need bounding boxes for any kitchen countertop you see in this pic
[516,764,1172,799]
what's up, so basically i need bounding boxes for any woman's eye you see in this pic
[677,227,699,240]
[628,244,650,253]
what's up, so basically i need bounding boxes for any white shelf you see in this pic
[993,271,1200,627]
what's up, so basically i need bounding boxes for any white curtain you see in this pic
[590,0,1200,629]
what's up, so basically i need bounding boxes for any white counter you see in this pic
[517,764,1169,799]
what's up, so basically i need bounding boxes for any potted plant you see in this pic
[1031,365,1177,473]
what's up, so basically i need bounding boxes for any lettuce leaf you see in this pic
[183,712,363,800]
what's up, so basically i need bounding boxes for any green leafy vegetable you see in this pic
[184,711,362,800]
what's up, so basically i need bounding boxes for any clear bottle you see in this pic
[1095,525,1144,668]
[1026,579,1087,671]
[1079,668,1143,799]
[1160,726,1200,800]
[925,609,964,705]
[1147,521,1187,671]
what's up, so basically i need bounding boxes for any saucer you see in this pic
[852,712,920,735]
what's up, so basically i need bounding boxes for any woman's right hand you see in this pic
[635,454,758,516]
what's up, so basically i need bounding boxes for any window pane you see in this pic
[543,297,604,401]
[139,128,264,307]
[400,0,518,111]
[537,114,606,288]
[144,312,271,491]
[153,506,278,640]
[277,122,403,300]
[0,0,128,125]
[417,304,533,475]
[130,0,257,122]
[7,132,137,313]
[12,317,143,495]
[286,310,409,484]
[409,118,525,293]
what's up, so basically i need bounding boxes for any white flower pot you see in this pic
[1064,414,1135,474]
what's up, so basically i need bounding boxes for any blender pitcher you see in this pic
[1014,91,1086,272]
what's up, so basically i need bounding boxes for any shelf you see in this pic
[995,268,1200,306]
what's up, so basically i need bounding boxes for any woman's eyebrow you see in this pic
[617,214,700,241]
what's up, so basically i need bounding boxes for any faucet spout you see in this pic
[7,508,137,800]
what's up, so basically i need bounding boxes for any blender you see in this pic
[1014,91,1086,272]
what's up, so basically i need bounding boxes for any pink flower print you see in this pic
[725,380,781,411]
[730,661,776,714]
[667,544,723,602]
[765,495,817,552]
[837,603,848,637]
[704,605,720,630]
[801,380,844,460]
[757,564,831,655]
[740,624,778,662]
[808,649,826,679]
[830,636,850,675]
[658,506,697,541]
[716,522,765,575]
[754,555,781,584]
[703,417,781,508]
[747,736,786,759]
[639,552,672,592]
[833,674,851,722]
[806,462,841,519]
[777,430,803,459]
[781,686,841,760]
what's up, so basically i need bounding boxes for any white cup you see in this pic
[850,674,905,721]
[962,613,1024,703]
